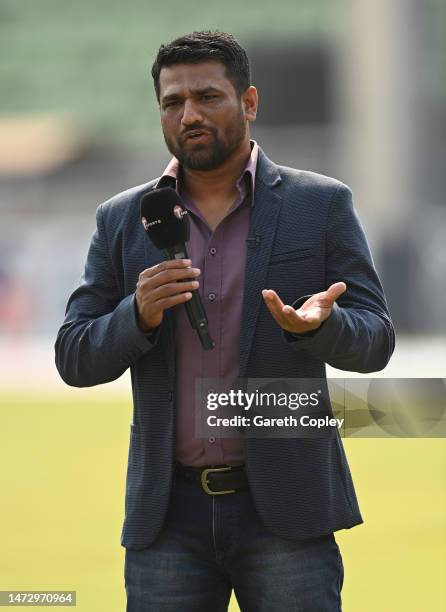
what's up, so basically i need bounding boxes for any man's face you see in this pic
[158,61,255,171]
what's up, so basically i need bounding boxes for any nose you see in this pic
[181,99,203,126]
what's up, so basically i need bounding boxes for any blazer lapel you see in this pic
[239,149,283,376]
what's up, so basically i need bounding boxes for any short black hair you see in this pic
[151,30,251,101]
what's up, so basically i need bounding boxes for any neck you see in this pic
[182,138,252,202]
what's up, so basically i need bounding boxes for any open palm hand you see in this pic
[262,282,347,334]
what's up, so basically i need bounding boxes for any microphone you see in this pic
[140,187,215,351]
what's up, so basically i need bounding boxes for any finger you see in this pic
[262,289,285,309]
[281,304,307,327]
[296,307,325,324]
[262,289,287,322]
[139,267,200,291]
[262,290,286,327]
[262,289,305,330]
[264,290,305,322]
[151,279,199,301]
[139,259,192,280]
[282,303,324,330]
[154,266,200,286]
[265,293,318,333]
[282,304,299,318]
[305,282,347,309]
[155,291,193,311]
[325,282,347,303]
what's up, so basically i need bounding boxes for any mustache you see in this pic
[181,125,217,138]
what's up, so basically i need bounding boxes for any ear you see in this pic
[242,86,258,122]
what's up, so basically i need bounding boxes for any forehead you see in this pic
[159,60,235,98]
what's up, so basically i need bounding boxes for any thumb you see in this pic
[325,282,347,304]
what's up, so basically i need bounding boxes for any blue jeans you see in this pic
[125,473,344,611]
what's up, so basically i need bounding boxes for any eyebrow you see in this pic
[161,86,222,103]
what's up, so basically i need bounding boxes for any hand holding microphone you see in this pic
[135,259,200,331]
[137,187,215,350]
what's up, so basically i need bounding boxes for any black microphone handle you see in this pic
[164,244,215,351]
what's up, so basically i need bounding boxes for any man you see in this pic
[55,31,395,611]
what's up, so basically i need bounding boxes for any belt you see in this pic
[175,464,248,495]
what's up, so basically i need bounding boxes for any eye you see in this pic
[163,100,180,109]
[203,93,218,101]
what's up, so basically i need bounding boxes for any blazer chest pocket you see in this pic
[269,247,316,266]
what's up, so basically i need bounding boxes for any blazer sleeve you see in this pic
[55,204,160,387]
[284,183,395,373]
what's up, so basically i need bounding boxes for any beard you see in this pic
[163,109,247,171]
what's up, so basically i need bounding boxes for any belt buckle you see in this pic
[200,466,236,495]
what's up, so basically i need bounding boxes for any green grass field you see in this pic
[1,390,445,611]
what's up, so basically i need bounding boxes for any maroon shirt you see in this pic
[156,142,259,467]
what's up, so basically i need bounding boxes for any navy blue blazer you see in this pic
[55,147,395,550]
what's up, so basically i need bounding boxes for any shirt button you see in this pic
[208,436,216,444]
[210,247,217,255]
[208,292,216,301]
